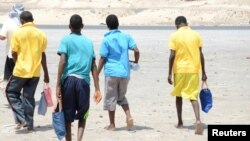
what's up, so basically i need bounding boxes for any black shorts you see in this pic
[61,76,90,122]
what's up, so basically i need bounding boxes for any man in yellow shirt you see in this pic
[6,11,49,132]
[168,16,207,135]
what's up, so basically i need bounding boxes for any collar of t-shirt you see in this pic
[21,22,35,28]
[104,29,120,36]
[178,26,190,31]
[70,32,82,35]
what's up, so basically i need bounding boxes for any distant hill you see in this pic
[0,0,250,25]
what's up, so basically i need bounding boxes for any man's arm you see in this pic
[0,23,7,40]
[133,47,140,64]
[97,57,106,75]
[0,35,6,40]
[200,48,207,81]
[92,58,102,104]
[41,52,49,83]
[12,51,17,63]
[56,54,66,100]
[168,50,175,85]
[92,58,100,91]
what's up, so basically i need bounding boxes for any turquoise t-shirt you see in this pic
[58,33,95,85]
[100,30,136,78]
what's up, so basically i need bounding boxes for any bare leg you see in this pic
[65,121,72,141]
[77,119,86,141]
[176,97,183,128]
[190,100,203,135]
[104,111,115,130]
[121,104,133,129]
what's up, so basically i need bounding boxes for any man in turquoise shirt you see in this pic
[56,14,102,141]
[98,14,140,131]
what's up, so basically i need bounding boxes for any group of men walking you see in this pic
[0,3,207,141]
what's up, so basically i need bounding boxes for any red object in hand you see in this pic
[44,87,53,107]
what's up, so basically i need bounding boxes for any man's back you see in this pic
[169,26,202,74]
[58,33,94,84]
[11,22,46,78]
[100,30,136,78]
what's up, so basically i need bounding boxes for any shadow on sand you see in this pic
[115,125,154,132]
[15,124,53,134]
[182,123,207,130]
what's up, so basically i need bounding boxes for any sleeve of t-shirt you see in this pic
[11,33,19,52]
[168,34,176,50]
[196,33,203,48]
[127,34,136,50]
[42,34,47,52]
[0,22,7,37]
[99,39,109,58]
[58,37,68,55]
[91,42,96,59]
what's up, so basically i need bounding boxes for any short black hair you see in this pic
[106,14,119,29]
[70,14,83,30]
[175,16,187,26]
[20,11,33,22]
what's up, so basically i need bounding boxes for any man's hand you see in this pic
[56,86,62,100]
[93,90,102,104]
[44,75,49,83]
[168,74,173,85]
[202,73,207,81]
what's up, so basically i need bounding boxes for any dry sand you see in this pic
[0,27,250,141]
[0,0,250,25]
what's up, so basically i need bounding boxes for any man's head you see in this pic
[69,14,84,33]
[20,11,33,24]
[9,3,25,18]
[106,14,119,30]
[13,4,24,13]
[175,16,188,29]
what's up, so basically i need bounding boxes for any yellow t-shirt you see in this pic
[11,22,47,78]
[169,26,202,73]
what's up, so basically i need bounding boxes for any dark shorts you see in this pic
[4,56,15,81]
[62,76,90,122]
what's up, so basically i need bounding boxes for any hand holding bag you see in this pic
[52,100,66,141]
[199,81,213,113]
[44,83,53,107]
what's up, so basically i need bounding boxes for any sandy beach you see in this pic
[0,27,250,141]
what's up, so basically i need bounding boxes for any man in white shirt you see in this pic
[0,4,24,89]
[0,4,25,129]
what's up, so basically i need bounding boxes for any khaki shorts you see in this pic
[104,77,129,111]
[170,73,199,100]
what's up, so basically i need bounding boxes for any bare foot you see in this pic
[195,121,203,135]
[126,118,134,129]
[104,125,115,131]
[27,128,34,133]
[15,123,27,130]
[175,121,183,128]
[15,124,22,130]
